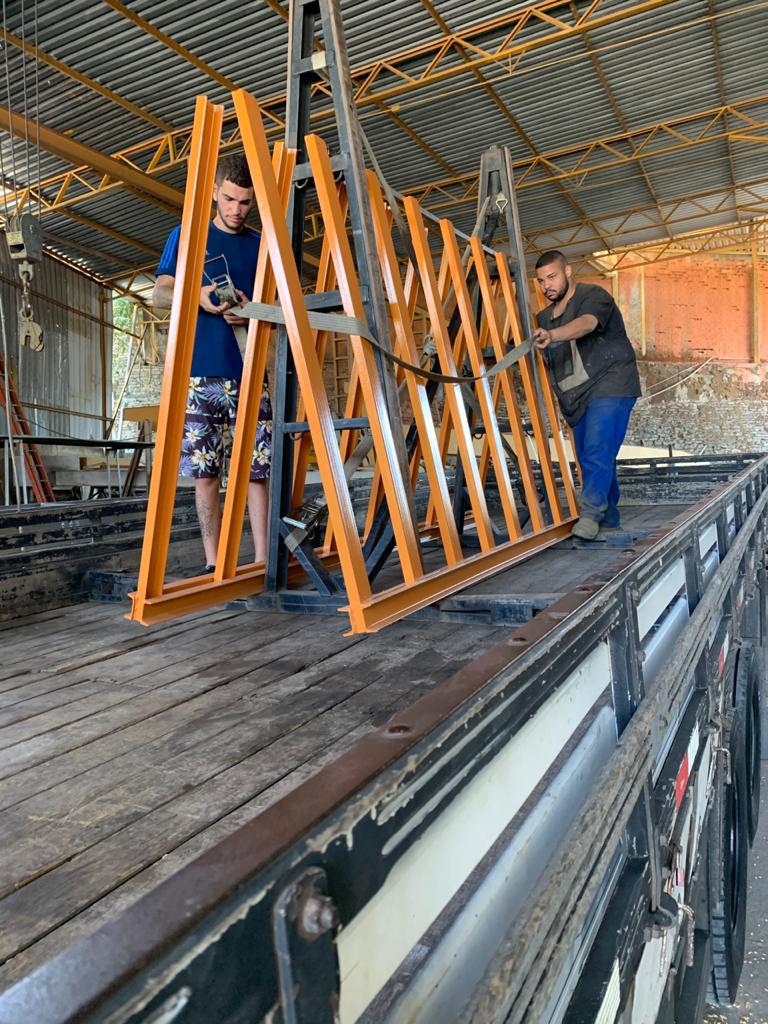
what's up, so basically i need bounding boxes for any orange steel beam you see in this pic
[341,520,574,633]
[233,89,374,628]
[497,258,568,521]
[521,266,580,515]
[471,240,544,531]
[131,554,342,626]
[424,251,474,531]
[405,197,496,552]
[368,172,463,566]
[216,142,296,580]
[441,219,522,540]
[306,134,424,584]
[128,87,580,633]
[131,96,222,619]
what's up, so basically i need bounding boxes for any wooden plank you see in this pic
[0,620,506,973]
[0,607,244,692]
[0,616,313,809]
[0,620,379,890]
[0,599,241,667]
[0,606,243,702]
[0,612,343,782]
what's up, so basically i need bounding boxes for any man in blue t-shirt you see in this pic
[533,250,641,542]
[153,153,271,572]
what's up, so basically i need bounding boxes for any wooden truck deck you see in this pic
[0,502,686,990]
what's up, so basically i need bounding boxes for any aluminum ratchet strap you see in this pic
[233,300,534,384]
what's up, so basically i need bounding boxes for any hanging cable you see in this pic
[637,357,715,403]
[0,12,9,227]
[19,0,31,199]
[33,0,41,221]
[1,1,19,202]
[0,96,8,224]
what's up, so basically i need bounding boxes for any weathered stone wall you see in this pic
[627,360,768,454]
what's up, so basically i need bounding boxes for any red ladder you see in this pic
[0,352,55,503]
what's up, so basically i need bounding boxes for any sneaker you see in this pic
[199,564,216,575]
[571,516,601,541]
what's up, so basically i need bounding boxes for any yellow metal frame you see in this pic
[129,90,577,634]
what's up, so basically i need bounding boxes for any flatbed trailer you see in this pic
[0,454,765,1024]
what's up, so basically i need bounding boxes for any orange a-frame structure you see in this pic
[129,91,577,634]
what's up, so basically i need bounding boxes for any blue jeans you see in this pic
[571,397,636,523]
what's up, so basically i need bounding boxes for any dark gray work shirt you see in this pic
[536,283,641,426]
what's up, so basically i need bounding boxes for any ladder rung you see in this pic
[304,290,344,311]
[283,416,369,434]
[293,153,347,182]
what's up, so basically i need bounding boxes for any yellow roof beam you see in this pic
[0,104,184,213]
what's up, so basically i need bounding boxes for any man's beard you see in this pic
[547,281,569,303]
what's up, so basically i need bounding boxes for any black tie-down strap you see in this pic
[233,300,534,384]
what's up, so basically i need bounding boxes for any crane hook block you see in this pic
[5,212,43,264]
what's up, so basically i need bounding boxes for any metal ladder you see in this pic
[0,351,55,503]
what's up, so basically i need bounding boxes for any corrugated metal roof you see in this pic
[0,0,766,282]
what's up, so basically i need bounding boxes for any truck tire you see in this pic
[708,708,749,1005]
[735,643,762,844]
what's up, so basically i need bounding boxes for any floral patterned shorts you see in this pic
[180,376,272,481]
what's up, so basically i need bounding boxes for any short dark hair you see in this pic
[535,249,568,270]
[215,153,252,189]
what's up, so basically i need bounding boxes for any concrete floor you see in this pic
[705,764,768,1024]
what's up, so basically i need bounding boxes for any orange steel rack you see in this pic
[129,96,577,633]
[129,0,577,634]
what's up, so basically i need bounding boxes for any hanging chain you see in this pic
[19,265,33,319]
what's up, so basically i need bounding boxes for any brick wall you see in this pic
[612,254,768,454]
[615,255,768,363]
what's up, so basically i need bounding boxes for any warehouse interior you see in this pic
[1,0,768,1021]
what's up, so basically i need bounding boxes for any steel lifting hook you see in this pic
[18,266,44,352]
[5,214,45,351]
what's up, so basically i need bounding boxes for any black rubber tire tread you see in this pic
[735,642,762,845]
[708,708,749,1005]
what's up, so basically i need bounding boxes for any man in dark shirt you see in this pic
[153,154,271,572]
[533,250,641,540]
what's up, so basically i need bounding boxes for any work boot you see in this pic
[571,516,601,541]
[602,503,621,529]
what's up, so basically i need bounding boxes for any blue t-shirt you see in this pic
[157,221,261,379]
